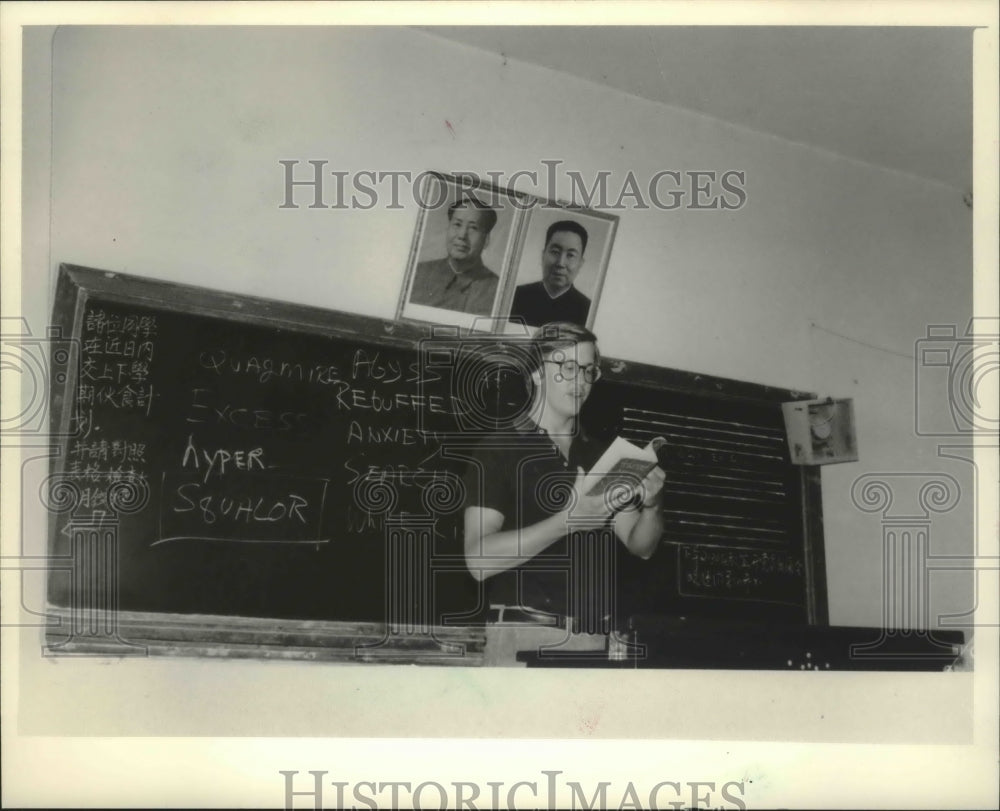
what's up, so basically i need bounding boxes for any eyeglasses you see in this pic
[544,359,602,383]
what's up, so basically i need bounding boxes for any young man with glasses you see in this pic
[462,322,665,665]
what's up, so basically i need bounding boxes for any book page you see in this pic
[584,436,661,496]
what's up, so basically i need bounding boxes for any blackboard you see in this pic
[583,375,825,624]
[46,264,826,660]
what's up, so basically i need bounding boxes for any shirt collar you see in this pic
[513,417,590,444]
[542,281,574,300]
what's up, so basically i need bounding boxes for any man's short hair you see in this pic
[447,195,498,235]
[530,321,600,372]
[544,220,589,255]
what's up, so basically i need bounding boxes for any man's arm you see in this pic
[463,505,574,582]
[464,468,629,581]
[613,466,666,559]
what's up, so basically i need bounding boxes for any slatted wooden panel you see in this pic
[619,405,794,549]
[582,369,820,624]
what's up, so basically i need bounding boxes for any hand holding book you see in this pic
[582,436,667,509]
[567,466,636,521]
[565,438,667,557]
[637,465,666,508]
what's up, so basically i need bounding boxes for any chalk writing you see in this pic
[198,348,343,386]
[345,503,388,535]
[63,308,159,514]
[180,434,266,482]
[158,473,329,545]
[84,310,158,339]
[171,484,309,524]
[326,382,454,415]
[679,544,804,603]
[351,349,404,383]
[83,336,155,362]
[343,458,454,488]
[184,388,313,432]
[682,545,804,576]
[69,439,146,464]
[76,382,154,414]
[345,421,440,445]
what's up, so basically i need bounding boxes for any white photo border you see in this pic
[499,201,619,333]
[396,171,528,333]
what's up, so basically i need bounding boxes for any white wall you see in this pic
[19,26,974,725]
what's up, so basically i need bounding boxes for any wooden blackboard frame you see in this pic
[46,263,828,663]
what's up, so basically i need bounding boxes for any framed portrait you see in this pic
[499,204,618,332]
[397,172,526,332]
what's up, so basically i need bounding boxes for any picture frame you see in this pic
[498,203,618,332]
[397,172,527,332]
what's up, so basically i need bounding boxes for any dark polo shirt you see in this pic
[462,424,618,622]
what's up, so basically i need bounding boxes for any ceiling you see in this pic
[421,26,973,190]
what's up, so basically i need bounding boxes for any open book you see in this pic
[583,436,666,497]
